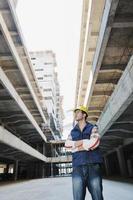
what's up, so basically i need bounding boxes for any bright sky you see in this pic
[16,0,82,137]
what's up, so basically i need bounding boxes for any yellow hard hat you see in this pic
[74,105,88,116]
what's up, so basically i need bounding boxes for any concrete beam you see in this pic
[113,22,133,28]
[0,126,47,162]
[88,48,96,52]
[50,140,65,144]
[0,113,24,119]
[47,156,72,163]
[93,90,113,96]
[77,0,105,106]
[3,68,19,73]
[96,78,118,84]
[99,69,123,74]
[0,9,47,125]
[102,135,124,139]
[91,32,99,36]
[88,111,102,114]
[84,0,119,106]
[0,67,47,142]
[98,56,133,136]
[87,115,99,119]
[0,55,13,61]
[0,111,23,117]
[107,133,133,138]
[88,106,104,111]
[10,31,18,36]
[0,55,27,61]
[107,129,133,134]
[114,121,133,124]
[0,9,10,14]
[101,63,126,70]
[92,95,110,99]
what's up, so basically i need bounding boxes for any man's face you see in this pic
[74,110,85,121]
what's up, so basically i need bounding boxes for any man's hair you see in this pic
[81,110,88,120]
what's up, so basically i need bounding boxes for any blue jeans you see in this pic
[72,164,104,200]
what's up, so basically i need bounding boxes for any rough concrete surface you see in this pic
[0,177,133,200]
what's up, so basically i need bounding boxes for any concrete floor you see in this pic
[0,177,133,200]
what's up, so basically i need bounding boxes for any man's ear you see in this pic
[83,113,86,118]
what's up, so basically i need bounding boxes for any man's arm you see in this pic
[65,133,75,149]
[73,126,100,152]
[65,134,82,152]
[82,126,100,150]
[65,126,100,152]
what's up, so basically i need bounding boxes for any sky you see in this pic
[16,0,82,138]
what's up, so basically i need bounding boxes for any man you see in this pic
[65,105,104,200]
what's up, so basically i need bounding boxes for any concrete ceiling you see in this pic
[75,0,133,155]
[0,0,55,161]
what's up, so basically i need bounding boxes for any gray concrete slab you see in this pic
[0,177,133,200]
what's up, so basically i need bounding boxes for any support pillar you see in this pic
[127,159,133,177]
[117,147,128,177]
[43,143,46,155]
[14,160,19,181]
[36,144,39,152]
[4,164,9,173]
[42,164,45,178]
[104,156,110,176]
[51,143,53,177]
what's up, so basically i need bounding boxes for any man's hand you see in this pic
[77,145,85,151]
[75,140,83,147]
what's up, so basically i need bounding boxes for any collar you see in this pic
[73,121,90,132]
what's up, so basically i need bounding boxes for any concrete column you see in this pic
[42,143,46,177]
[14,160,19,181]
[104,156,110,176]
[42,164,45,178]
[43,143,46,155]
[51,143,53,177]
[117,147,128,177]
[36,144,39,152]
[4,164,9,173]
[35,162,39,178]
[127,159,133,177]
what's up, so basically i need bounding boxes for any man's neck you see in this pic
[78,120,87,132]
